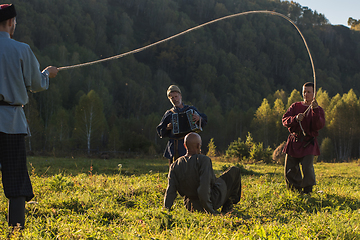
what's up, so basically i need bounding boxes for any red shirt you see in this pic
[282,102,325,158]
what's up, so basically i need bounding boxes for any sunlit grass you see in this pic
[0,157,358,239]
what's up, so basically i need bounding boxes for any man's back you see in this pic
[0,31,48,105]
[168,154,214,197]
[0,4,58,228]
[0,31,50,134]
[164,154,226,214]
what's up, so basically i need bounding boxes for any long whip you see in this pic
[58,10,317,134]
[57,10,317,96]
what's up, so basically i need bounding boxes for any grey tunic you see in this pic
[164,154,227,214]
[0,31,49,135]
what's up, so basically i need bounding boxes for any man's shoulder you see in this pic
[188,154,212,166]
[291,102,302,107]
[185,105,196,110]
[197,154,211,161]
[315,105,324,111]
[170,155,211,176]
[162,108,175,116]
[165,108,173,114]
[1,37,31,52]
[172,154,210,165]
[287,102,305,111]
[16,40,30,49]
[1,35,29,47]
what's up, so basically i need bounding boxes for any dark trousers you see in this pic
[0,133,34,227]
[169,139,180,166]
[284,154,316,191]
[184,166,242,212]
[220,166,242,205]
[8,197,26,228]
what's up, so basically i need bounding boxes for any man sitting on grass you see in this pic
[163,132,242,214]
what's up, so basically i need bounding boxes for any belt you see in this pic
[291,131,302,137]
[0,101,22,106]
[290,132,304,142]
[303,137,315,148]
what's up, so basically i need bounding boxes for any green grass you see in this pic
[0,157,359,239]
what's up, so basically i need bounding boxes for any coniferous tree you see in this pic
[47,108,71,153]
[25,94,45,152]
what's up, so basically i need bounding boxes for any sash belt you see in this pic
[0,101,22,106]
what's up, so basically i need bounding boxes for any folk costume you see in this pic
[157,105,207,162]
[0,3,51,228]
[164,154,241,214]
[282,101,325,193]
[156,85,207,165]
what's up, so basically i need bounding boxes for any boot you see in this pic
[303,186,313,194]
[221,199,233,214]
[8,197,26,229]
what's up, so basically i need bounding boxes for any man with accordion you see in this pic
[157,85,207,165]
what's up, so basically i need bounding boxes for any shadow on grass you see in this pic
[230,190,360,225]
[29,157,266,177]
[310,192,360,211]
[221,163,262,176]
[27,157,169,176]
[274,191,360,217]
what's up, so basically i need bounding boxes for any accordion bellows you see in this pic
[171,109,202,136]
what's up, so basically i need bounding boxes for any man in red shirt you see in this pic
[282,82,325,194]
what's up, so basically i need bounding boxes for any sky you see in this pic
[292,0,360,27]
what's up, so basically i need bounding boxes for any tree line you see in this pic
[7,0,360,161]
[251,88,360,162]
[348,17,360,31]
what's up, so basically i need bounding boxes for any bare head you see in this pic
[184,132,202,156]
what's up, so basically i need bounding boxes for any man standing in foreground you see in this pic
[163,132,242,214]
[282,82,325,194]
[157,85,207,165]
[0,4,58,228]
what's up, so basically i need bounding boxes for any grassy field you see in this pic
[0,156,359,239]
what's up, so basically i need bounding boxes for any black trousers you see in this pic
[184,166,242,212]
[0,133,34,201]
[219,166,242,205]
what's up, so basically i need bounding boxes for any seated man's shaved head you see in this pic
[184,132,202,156]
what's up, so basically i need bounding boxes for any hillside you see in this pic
[6,0,360,158]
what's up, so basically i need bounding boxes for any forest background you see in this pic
[8,0,360,162]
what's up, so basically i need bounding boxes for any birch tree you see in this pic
[73,90,107,154]
[326,90,359,160]
[252,98,272,147]
[272,98,287,146]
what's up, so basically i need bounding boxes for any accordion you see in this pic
[171,109,202,136]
